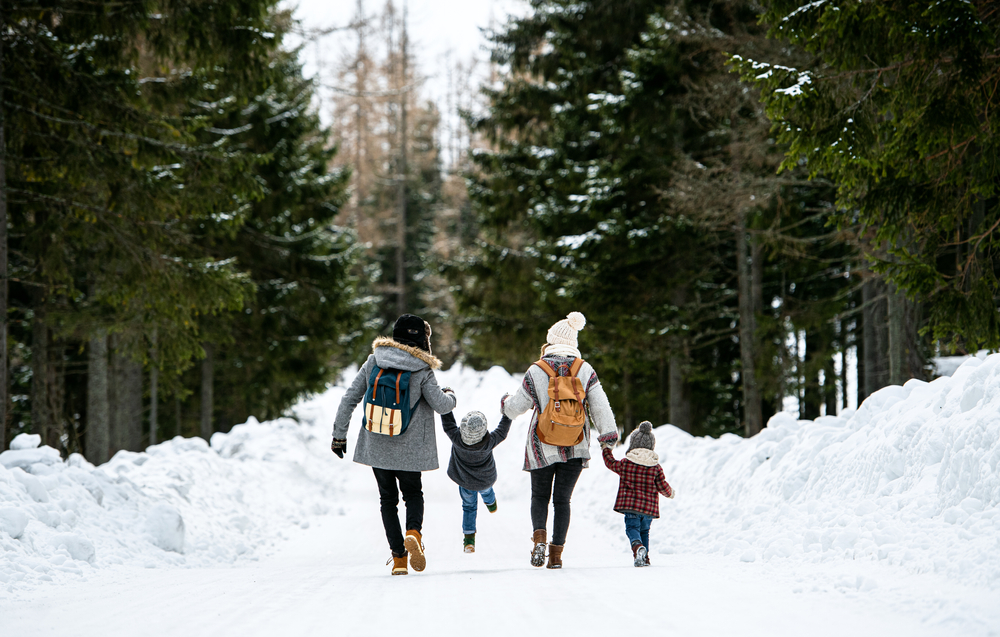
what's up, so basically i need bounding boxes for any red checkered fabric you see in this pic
[602,447,673,518]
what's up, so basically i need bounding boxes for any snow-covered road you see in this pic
[4,453,997,637]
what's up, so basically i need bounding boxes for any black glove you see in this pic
[331,438,347,459]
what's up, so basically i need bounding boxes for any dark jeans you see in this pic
[624,512,653,551]
[529,458,584,546]
[373,468,423,556]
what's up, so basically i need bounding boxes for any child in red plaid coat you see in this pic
[601,421,674,567]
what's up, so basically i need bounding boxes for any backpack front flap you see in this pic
[363,365,413,436]
[535,358,587,446]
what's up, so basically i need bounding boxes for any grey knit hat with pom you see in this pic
[627,421,656,452]
[460,411,489,446]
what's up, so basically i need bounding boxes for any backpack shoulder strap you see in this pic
[569,358,585,377]
[534,359,557,378]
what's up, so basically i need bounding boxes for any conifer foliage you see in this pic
[0,2,365,456]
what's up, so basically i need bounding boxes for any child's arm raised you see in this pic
[601,446,624,474]
[439,411,460,443]
[490,414,513,446]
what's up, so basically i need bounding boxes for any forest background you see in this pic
[2,0,998,462]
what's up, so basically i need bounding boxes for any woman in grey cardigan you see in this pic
[331,314,457,576]
[501,311,619,569]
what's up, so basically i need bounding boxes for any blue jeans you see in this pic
[459,486,496,534]
[624,513,653,550]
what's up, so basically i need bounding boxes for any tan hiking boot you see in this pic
[530,529,547,567]
[389,554,408,576]
[547,544,563,569]
[404,530,426,572]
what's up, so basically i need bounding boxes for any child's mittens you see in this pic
[600,440,615,450]
[667,485,676,499]
[442,386,455,396]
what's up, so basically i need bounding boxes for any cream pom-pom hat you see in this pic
[546,311,587,349]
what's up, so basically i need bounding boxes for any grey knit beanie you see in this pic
[460,411,488,446]
[627,421,656,452]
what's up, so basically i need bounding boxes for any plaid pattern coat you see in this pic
[602,447,673,518]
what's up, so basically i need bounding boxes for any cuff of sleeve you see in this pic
[597,432,619,444]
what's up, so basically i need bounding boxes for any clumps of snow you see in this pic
[580,353,1000,587]
[0,414,341,591]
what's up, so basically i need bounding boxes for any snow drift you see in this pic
[577,353,1000,588]
[1,354,999,593]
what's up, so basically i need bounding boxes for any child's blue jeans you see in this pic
[624,512,653,550]
[459,486,496,534]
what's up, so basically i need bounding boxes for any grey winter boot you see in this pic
[530,529,547,567]
[632,541,648,568]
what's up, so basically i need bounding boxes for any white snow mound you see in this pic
[578,352,1000,587]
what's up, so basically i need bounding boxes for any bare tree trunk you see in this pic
[887,284,906,385]
[395,4,408,316]
[149,333,158,446]
[200,343,214,441]
[667,287,692,433]
[0,12,8,452]
[87,334,110,464]
[657,354,665,426]
[667,353,691,433]
[862,276,889,397]
[802,329,822,419]
[622,361,633,437]
[123,358,142,451]
[737,212,763,436]
[31,296,54,448]
[175,395,182,439]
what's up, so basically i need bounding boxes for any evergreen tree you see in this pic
[734,0,1000,352]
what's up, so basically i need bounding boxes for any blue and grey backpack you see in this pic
[362,365,413,436]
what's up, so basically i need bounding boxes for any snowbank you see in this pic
[0,415,340,590]
[577,353,1000,588]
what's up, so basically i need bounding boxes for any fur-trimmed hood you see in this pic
[625,448,660,467]
[372,336,443,370]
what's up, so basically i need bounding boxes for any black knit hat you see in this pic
[392,314,430,352]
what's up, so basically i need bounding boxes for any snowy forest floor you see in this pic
[3,361,1000,636]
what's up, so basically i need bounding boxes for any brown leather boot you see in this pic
[547,544,563,569]
[389,552,408,575]
[530,529,547,567]
[404,530,425,572]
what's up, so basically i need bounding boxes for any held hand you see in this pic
[441,386,455,396]
[668,486,676,499]
[331,438,347,459]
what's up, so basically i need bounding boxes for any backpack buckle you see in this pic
[554,400,561,411]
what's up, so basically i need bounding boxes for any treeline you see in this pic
[450,0,1000,437]
[0,2,369,457]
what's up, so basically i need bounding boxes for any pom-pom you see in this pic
[638,421,653,433]
[566,311,586,330]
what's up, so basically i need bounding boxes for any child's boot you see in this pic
[388,551,408,575]
[631,541,647,568]
[404,530,426,572]
[464,533,476,553]
[486,498,498,513]
[530,529,547,567]
[546,544,563,569]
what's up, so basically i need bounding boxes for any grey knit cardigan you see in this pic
[332,337,457,472]
[502,355,619,471]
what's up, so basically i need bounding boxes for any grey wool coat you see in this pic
[332,337,457,472]
[440,412,512,491]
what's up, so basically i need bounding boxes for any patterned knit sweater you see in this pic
[502,355,619,471]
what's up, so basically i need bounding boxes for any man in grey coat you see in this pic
[331,314,457,576]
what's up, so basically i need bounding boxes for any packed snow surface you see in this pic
[2,355,1000,635]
